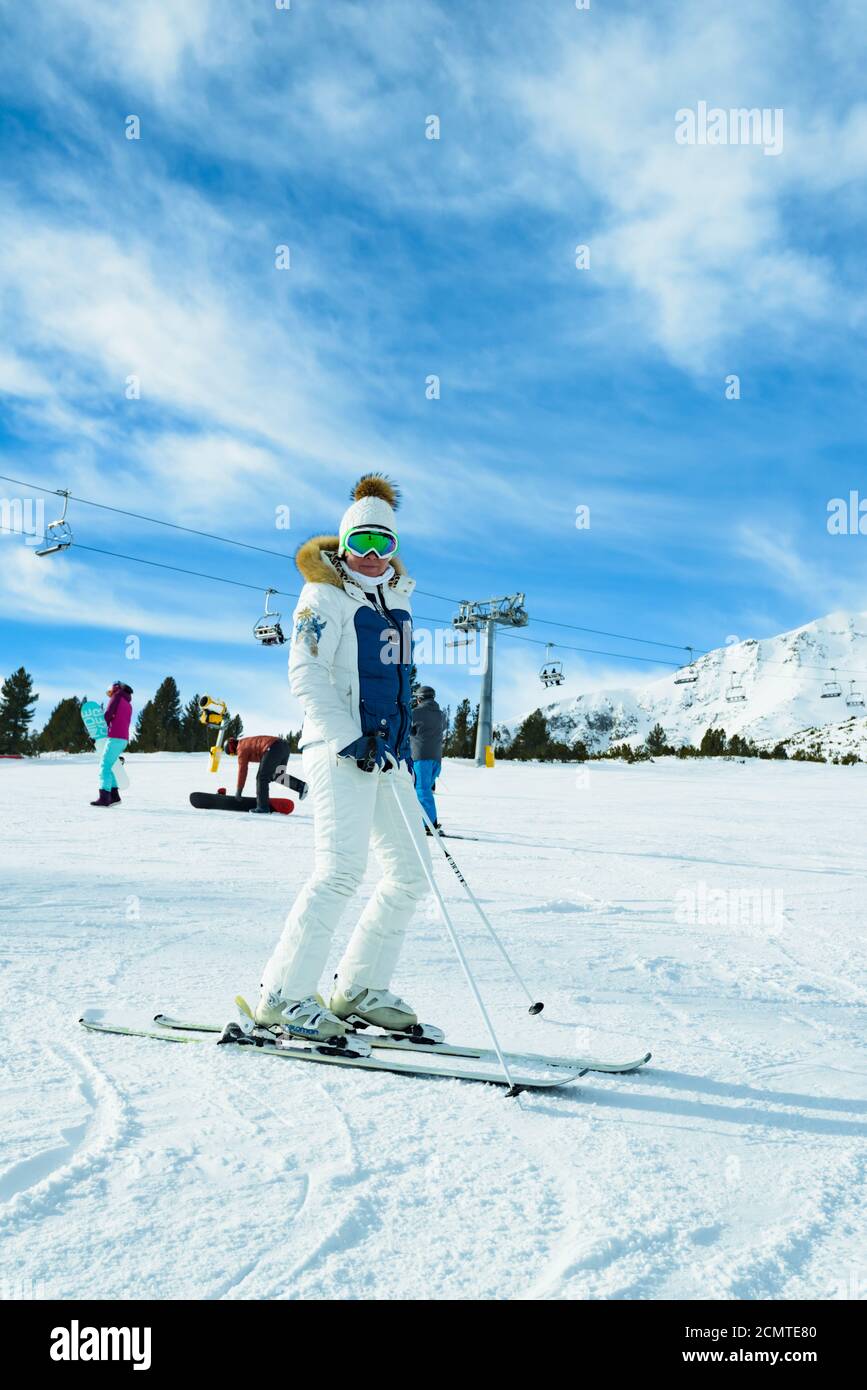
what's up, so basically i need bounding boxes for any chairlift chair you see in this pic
[35,489,73,557]
[726,672,746,703]
[674,646,698,685]
[820,668,842,699]
[253,589,285,646]
[846,680,865,708]
[539,644,565,688]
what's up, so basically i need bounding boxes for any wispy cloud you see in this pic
[2,0,867,713]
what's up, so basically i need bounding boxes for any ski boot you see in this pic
[424,822,442,836]
[254,989,349,1042]
[109,788,121,805]
[330,984,418,1032]
[329,983,445,1044]
[91,789,111,807]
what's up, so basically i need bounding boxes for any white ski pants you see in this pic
[260,742,431,1001]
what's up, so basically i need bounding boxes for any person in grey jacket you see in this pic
[410,686,447,833]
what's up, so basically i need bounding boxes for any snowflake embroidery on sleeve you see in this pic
[295,606,326,656]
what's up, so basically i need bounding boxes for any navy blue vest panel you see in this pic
[353,603,413,757]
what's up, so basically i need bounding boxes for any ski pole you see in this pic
[416,803,544,1014]
[389,779,522,1096]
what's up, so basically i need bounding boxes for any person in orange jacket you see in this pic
[224,735,291,813]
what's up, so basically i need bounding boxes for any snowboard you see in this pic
[190,791,295,815]
[81,699,129,790]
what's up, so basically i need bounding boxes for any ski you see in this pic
[79,1016,582,1095]
[152,1011,651,1075]
[154,1011,482,1059]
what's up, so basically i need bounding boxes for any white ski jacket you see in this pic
[288,535,416,762]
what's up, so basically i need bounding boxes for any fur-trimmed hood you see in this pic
[295,534,411,590]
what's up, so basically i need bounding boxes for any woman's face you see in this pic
[345,551,390,579]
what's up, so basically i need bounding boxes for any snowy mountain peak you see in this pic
[500,609,867,756]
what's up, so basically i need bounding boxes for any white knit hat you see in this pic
[338,474,400,551]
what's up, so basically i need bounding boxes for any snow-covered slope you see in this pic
[1,754,865,1300]
[500,610,867,755]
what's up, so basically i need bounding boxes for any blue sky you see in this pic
[1,0,866,734]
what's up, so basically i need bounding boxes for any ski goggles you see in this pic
[341,527,399,558]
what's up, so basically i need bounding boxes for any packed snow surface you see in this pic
[2,753,865,1301]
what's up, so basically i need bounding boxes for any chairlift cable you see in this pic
[0,524,298,598]
[0,471,294,562]
[4,521,867,678]
[0,470,699,656]
[4,482,867,683]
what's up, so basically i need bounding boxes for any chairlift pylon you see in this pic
[725,672,746,703]
[820,667,842,699]
[253,588,285,646]
[846,680,865,708]
[674,646,698,685]
[35,489,73,557]
[539,643,565,688]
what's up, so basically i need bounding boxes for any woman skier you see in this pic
[91,681,133,807]
[253,474,431,1043]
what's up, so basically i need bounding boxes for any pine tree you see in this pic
[225,713,244,741]
[699,726,727,757]
[645,723,669,756]
[467,702,479,757]
[0,667,38,753]
[444,698,478,757]
[152,676,182,750]
[38,696,92,753]
[444,698,470,757]
[180,695,211,753]
[130,700,161,752]
[506,709,551,760]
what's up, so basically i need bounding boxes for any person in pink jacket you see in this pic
[91,681,133,807]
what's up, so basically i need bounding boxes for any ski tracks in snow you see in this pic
[0,1037,130,1238]
[208,1066,369,1300]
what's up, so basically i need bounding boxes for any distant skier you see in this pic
[91,681,133,808]
[224,735,292,814]
[253,474,430,1043]
[411,685,446,833]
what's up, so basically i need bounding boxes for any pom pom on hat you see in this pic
[350,473,400,509]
